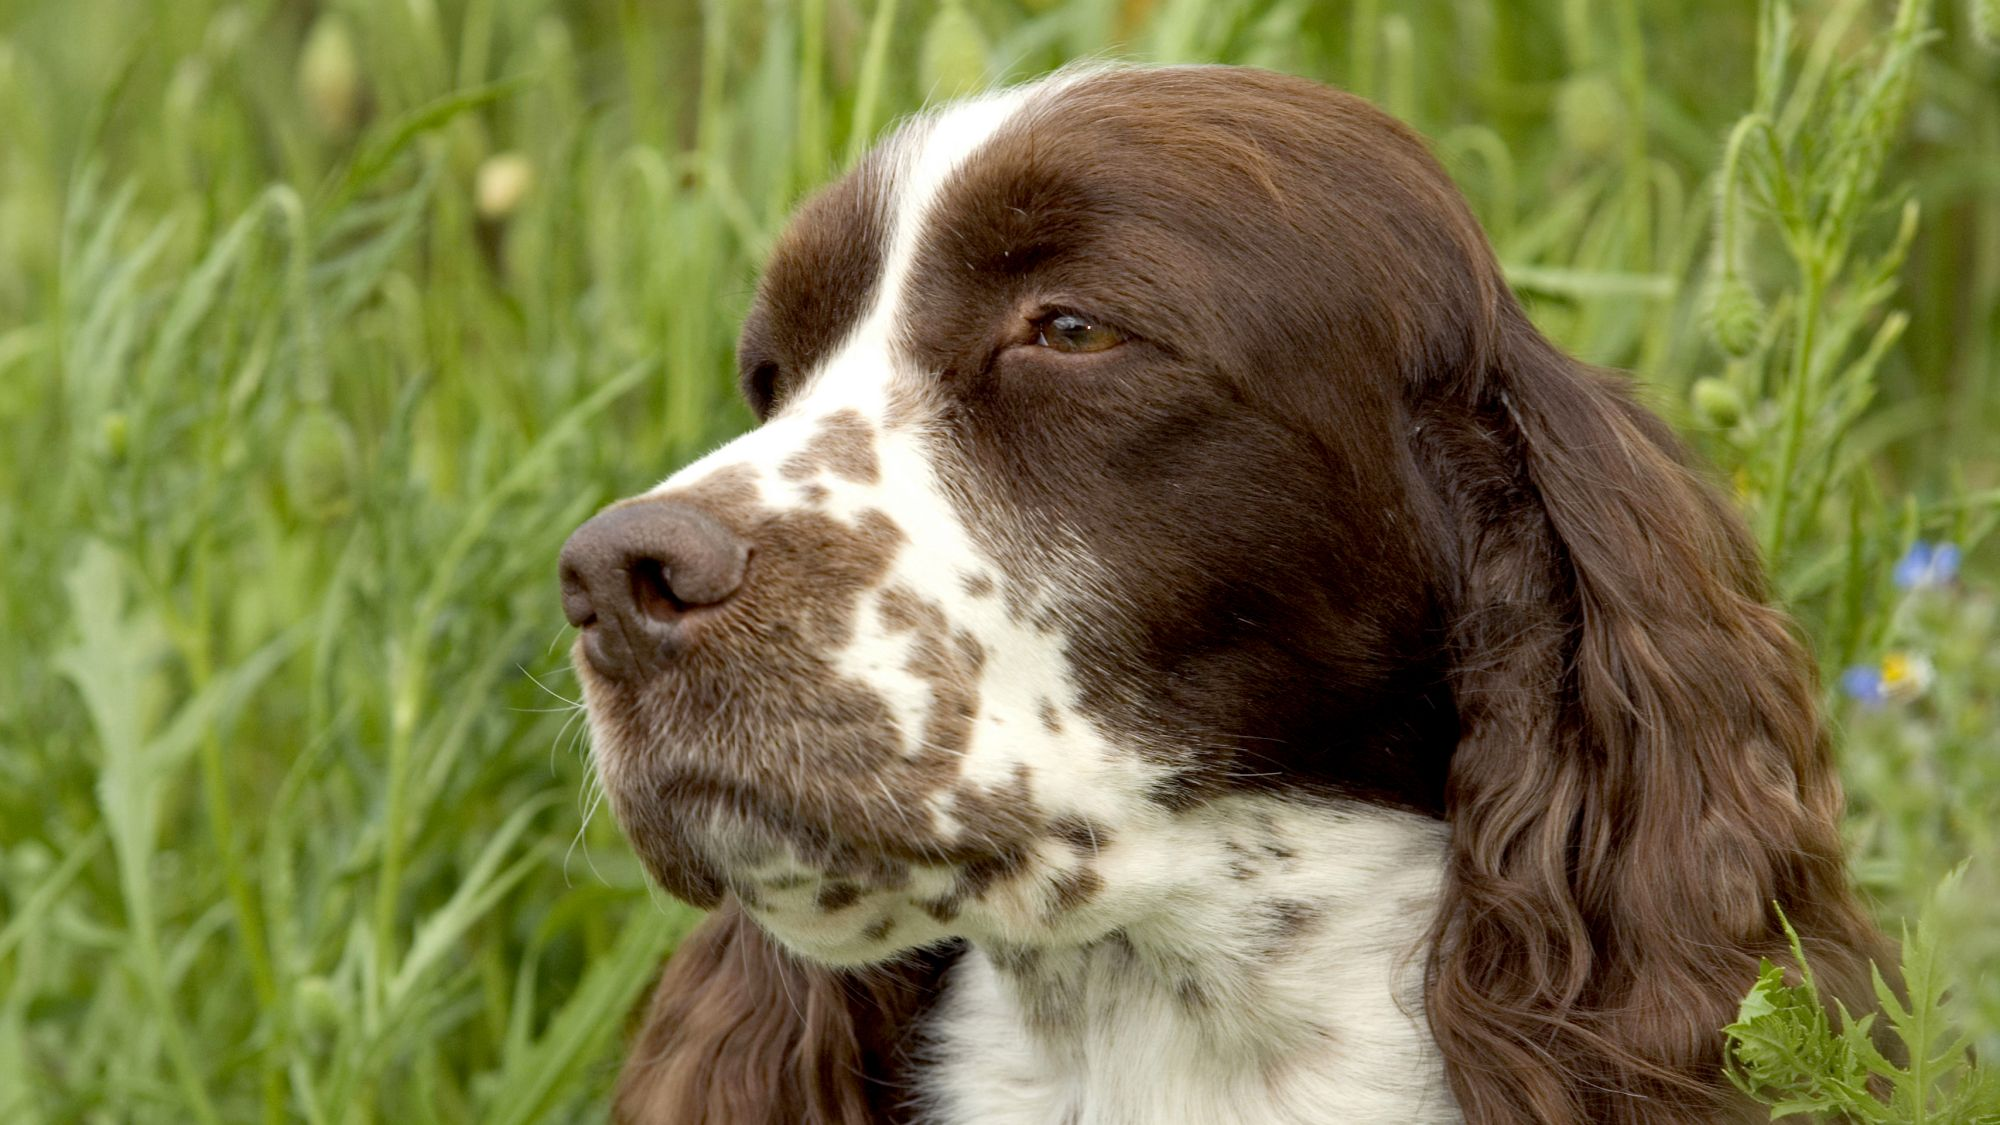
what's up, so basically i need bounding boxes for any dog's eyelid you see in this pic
[1025,306,1129,354]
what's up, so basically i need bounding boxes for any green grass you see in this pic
[1,0,1996,1120]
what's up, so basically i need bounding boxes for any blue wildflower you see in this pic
[1841,666,1886,707]
[1892,540,1961,591]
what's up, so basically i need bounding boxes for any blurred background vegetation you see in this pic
[0,0,1995,1120]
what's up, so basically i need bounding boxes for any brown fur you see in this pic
[1413,311,1891,1122]
[615,901,953,1125]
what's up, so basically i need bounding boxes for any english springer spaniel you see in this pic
[559,65,1889,1124]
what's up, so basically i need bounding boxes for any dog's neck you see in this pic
[919,800,1462,1124]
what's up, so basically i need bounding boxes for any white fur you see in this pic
[925,798,1458,1124]
[924,799,1459,1124]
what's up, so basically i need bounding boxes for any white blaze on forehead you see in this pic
[649,72,1156,829]
[651,70,1090,496]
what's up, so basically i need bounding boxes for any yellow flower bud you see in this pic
[1877,651,1934,703]
[299,14,362,137]
[476,152,535,220]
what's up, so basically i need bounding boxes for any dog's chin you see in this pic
[620,814,962,966]
[610,805,728,908]
[596,764,755,911]
[602,775,995,964]
[742,907,934,968]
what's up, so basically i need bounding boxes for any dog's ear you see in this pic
[1411,309,1889,1124]
[615,898,952,1125]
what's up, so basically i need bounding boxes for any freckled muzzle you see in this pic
[560,465,1044,920]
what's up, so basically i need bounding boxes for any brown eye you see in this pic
[1035,312,1125,354]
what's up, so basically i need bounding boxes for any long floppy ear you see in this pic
[614,898,954,1125]
[1413,308,1890,1124]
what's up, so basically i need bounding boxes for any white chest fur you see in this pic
[919,800,1463,1125]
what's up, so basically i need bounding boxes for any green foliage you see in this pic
[1726,889,2000,1122]
[1681,0,1960,677]
[1840,548,2000,1066]
[0,0,1995,1121]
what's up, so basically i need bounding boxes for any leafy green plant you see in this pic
[1725,885,2000,1122]
[1690,0,1943,655]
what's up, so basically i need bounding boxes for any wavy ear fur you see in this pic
[614,898,954,1125]
[1414,307,1891,1123]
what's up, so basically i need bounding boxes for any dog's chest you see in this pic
[916,803,1464,1125]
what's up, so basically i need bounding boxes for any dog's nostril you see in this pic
[630,557,690,624]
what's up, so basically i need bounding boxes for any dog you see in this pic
[559,64,1888,1124]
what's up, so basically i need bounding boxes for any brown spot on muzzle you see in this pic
[877,583,988,759]
[780,408,880,485]
[1266,899,1319,940]
[815,881,864,912]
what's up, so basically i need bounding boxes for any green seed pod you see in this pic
[1702,272,1765,358]
[299,13,361,137]
[920,0,989,102]
[283,406,358,523]
[100,411,129,461]
[1691,377,1746,429]
[1554,73,1623,159]
[296,976,344,1034]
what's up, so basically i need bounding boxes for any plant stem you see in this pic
[1766,253,1826,566]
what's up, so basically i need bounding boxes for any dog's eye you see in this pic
[1034,312,1125,354]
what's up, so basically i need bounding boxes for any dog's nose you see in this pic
[559,500,748,680]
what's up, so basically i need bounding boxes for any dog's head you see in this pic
[565,65,1881,1120]
[563,65,1475,961]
